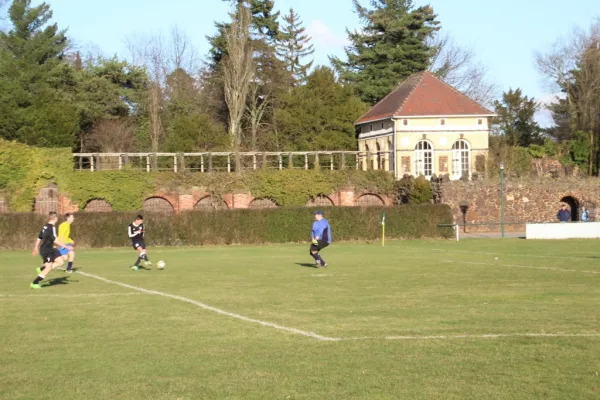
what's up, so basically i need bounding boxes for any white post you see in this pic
[227,154,231,173]
[174,155,178,173]
[201,155,204,173]
[356,153,359,170]
[146,156,150,172]
[253,154,257,170]
[90,156,95,172]
[278,154,283,170]
[330,154,334,170]
[304,154,308,170]
[455,224,459,242]
[118,155,123,170]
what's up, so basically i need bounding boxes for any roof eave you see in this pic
[392,113,497,119]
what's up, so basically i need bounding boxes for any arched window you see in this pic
[414,140,433,178]
[452,140,471,179]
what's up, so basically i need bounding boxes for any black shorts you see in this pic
[40,249,61,264]
[310,240,329,253]
[132,239,146,250]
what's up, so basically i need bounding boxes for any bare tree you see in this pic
[536,19,600,174]
[246,80,270,151]
[126,26,199,154]
[87,119,135,153]
[428,33,498,107]
[222,3,254,171]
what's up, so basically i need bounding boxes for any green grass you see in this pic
[1,239,600,399]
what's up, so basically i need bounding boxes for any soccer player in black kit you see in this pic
[128,215,151,271]
[30,212,70,289]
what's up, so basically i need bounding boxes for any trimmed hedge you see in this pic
[0,205,453,250]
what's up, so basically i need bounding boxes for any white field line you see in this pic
[0,292,147,298]
[76,270,340,342]
[442,260,600,275]
[342,333,600,341]
[75,271,600,342]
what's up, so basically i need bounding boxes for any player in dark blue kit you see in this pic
[128,215,151,271]
[310,210,332,268]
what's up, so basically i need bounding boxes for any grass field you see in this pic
[1,239,600,399]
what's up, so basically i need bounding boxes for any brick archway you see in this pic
[195,196,228,211]
[307,195,334,207]
[249,198,278,209]
[355,193,385,206]
[143,197,175,214]
[84,199,113,212]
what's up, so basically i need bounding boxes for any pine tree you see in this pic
[331,0,440,105]
[492,88,543,147]
[0,0,79,147]
[273,67,367,151]
[276,8,314,86]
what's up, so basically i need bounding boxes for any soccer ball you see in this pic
[157,260,166,270]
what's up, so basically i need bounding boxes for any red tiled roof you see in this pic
[356,71,494,124]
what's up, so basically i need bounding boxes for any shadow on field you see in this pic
[296,263,318,269]
[45,276,77,286]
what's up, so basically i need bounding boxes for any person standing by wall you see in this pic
[557,204,571,223]
[581,207,589,222]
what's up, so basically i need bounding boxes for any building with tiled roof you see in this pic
[356,71,496,180]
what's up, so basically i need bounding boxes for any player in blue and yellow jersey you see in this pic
[310,210,332,268]
[57,213,76,273]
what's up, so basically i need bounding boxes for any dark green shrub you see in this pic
[0,205,453,250]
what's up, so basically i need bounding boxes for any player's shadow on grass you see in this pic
[295,263,318,269]
[45,276,77,286]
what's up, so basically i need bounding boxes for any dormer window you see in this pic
[441,119,446,126]
[370,124,373,132]
[478,119,483,125]
[381,123,384,130]
[403,119,408,126]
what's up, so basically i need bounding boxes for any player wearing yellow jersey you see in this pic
[57,213,76,273]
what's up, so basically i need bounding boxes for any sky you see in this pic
[9,1,600,124]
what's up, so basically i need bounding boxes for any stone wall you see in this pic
[440,177,600,231]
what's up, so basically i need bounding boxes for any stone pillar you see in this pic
[338,187,356,207]
[58,195,79,214]
[232,190,253,209]
[179,194,195,212]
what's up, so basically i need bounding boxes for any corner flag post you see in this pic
[381,212,386,247]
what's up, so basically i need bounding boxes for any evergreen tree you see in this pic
[331,0,440,105]
[276,8,314,86]
[207,0,280,67]
[72,56,148,151]
[492,88,543,147]
[273,67,367,151]
[0,0,79,147]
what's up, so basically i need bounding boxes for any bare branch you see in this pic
[428,32,498,106]
[126,26,199,152]
[223,4,255,152]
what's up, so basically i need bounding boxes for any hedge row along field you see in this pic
[0,139,396,211]
[0,205,453,250]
